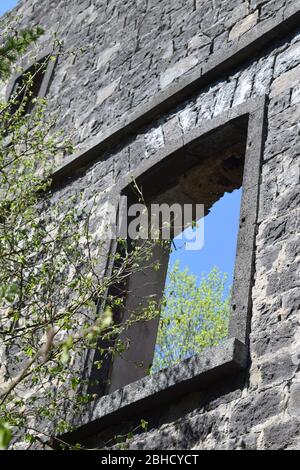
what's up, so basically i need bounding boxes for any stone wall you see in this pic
[1,0,300,450]
[1,0,298,155]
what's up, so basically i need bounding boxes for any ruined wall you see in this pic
[2,0,297,156]
[1,0,300,450]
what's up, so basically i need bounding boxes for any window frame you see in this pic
[5,47,57,105]
[59,95,267,445]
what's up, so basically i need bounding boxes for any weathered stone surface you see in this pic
[144,125,165,157]
[263,419,300,450]
[291,83,300,104]
[250,0,270,9]
[213,79,237,116]
[229,11,259,41]
[188,33,210,51]
[259,353,297,386]
[252,320,297,358]
[289,383,300,418]
[230,388,285,435]
[97,43,120,70]
[96,79,120,106]
[274,42,300,77]
[270,64,300,97]
[160,56,199,89]
[2,0,300,451]
[233,68,254,106]
[282,288,300,318]
[225,3,249,30]
[260,0,286,20]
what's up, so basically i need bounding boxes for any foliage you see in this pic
[0,27,233,450]
[0,421,12,450]
[0,27,44,80]
[0,33,161,450]
[152,263,231,373]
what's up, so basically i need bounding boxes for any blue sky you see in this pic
[0,0,18,16]
[169,188,242,293]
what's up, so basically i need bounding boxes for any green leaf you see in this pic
[140,419,148,431]
[0,422,12,450]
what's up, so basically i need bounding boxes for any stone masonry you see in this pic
[1,0,300,450]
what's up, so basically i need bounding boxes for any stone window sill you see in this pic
[61,338,247,444]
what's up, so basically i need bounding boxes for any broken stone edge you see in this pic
[60,338,247,445]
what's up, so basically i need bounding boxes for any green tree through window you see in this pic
[152,263,231,373]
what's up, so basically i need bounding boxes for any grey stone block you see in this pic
[264,419,300,450]
[259,353,297,386]
[230,387,284,435]
[289,383,300,418]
